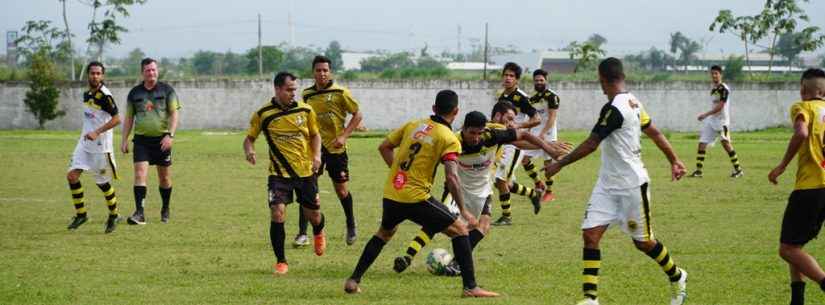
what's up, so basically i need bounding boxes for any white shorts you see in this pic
[699,123,731,144]
[581,182,654,242]
[495,145,523,181]
[68,144,118,184]
[444,191,491,220]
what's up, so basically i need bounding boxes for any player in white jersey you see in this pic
[392,104,571,275]
[688,65,743,178]
[524,69,561,202]
[545,58,688,305]
[66,62,122,233]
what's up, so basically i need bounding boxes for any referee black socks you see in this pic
[312,213,326,236]
[159,186,172,210]
[790,281,805,305]
[134,185,147,212]
[341,193,355,228]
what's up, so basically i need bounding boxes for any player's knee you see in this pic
[478,216,491,235]
[779,243,801,261]
[582,232,601,248]
[270,205,286,222]
[633,239,656,252]
[66,171,80,183]
[334,185,349,199]
[376,227,395,241]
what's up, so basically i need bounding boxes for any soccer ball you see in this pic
[425,248,454,275]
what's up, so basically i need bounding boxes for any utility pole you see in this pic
[288,0,295,48]
[457,25,462,59]
[483,22,488,80]
[61,0,75,80]
[258,13,262,78]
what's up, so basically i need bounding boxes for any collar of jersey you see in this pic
[311,80,335,91]
[87,82,104,94]
[430,115,452,129]
[271,97,298,110]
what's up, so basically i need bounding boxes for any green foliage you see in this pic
[669,32,702,71]
[758,0,817,72]
[360,52,415,72]
[86,0,147,60]
[324,41,344,71]
[125,47,145,75]
[23,50,64,129]
[192,50,220,75]
[244,46,283,75]
[625,47,675,71]
[710,10,764,69]
[568,41,605,73]
[724,55,746,81]
[14,20,73,66]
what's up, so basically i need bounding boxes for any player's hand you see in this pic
[671,160,687,181]
[245,151,256,165]
[312,156,322,174]
[462,211,478,229]
[697,113,706,121]
[544,161,562,178]
[546,141,573,160]
[769,165,786,185]
[332,135,347,149]
[84,131,99,141]
[160,135,174,151]
[120,141,130,154]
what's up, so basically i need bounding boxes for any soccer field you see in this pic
[0,128,821,305]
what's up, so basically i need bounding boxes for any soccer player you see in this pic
[66,61,121,233]
[493,62,543,226]
[343,90,499,298]
[688,65,743,178]
[392,104,571,274]
[768,68,825,305]
[296,55,363,247]
[526,68,561,202]
[544,58,688,305]
[243,72,327,275]
[121,58,181,225]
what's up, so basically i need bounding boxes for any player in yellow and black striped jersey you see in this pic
[526,68,562,203]
[344,90,499,298]
[243,72,327,275]
[295,55,364,247]
[769,68,825,305]
[492,62,544,226]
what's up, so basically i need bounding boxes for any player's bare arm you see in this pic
[334,111,363,149]
[539,108,557,135]
[378,139,397,167]
[642,123,686,181]
[698,100,725,121]
[120,113,134,154]
[518,113,541,129]
[85,114,120,141]
[444,159,477,228]
[511,129,572,160]
[243,136,257,165]
[769,115,808,185]
[310,132,322,173]
[545,133,602,177]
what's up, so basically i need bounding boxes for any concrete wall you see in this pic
[0,79,799,131]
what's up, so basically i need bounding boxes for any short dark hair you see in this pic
[312,55,332,70]
[710,65,723,73]
[598,57,625,83]
[533,69,548,79]
[463,111,488,129]
[273,71,297,87]
[502,62,522,79]
[140,57,157,71]
[434,90,459,115]
[491,101,516,119]
[801,68,825,81]
[86,61,105,74]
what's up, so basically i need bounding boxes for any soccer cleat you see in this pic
[273,262,288,275]
[542,190,556,203]
[104,215,119,234]
[293,234,309,248]
[492,215,512,226]
[575,298,600,305]
[346,226,357,246]
[393,256,411,273]
[313,232,326,256]
[126,211,145,225]
[687,170,703,178]
[443,260,461,277]
[730,168,744,178]
[344,278,361,294]
[160,207,169,223]
[67,215,88,230]
[670,268,687,305]
[530,195,542,215]
[462,287,500,298]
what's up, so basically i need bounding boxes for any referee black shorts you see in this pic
[267,175,320,210]
[318,147,350,183]
[133,135,172,166]
[380,197,457,233]
[780,188,825,245]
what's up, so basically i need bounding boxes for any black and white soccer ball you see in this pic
[425,248,453,275]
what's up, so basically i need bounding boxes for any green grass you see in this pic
[0,128,821,305]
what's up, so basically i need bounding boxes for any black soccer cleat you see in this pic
[160,207,170,223]
[346,226,357,246]
[67,215,88,230]
[127,210,146,225]
[104,215,120,234]
[442,260,461,277]
[531,195,542,215]
[393,256,412,273]
[492,215,512,226]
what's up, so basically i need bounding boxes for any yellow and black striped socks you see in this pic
[728,150,741,171]
[696,150,706,173]
[510,182,538,198]
[499,193,512,217]
[582,248,600,300]
[645,240,682,282]
[523,159,541,184]
[69,182,86,216]
[97,182,118,216]
[403,229,434,263]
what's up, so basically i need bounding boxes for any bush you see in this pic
[724,56,745,81]
[24,49,64,129]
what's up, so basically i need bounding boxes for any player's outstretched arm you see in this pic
[511,130,572,160]
[444,159,477,228]
[642,123,686,181]
[769,115,808,185]
[378,139,397,167]
[545,133,601,177]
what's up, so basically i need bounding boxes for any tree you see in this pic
[222,50,246,75]
[586,34,607,48]
[85,0,147,61]
[359,52,415,72]
[757,0,814,72]
[669,32,702,72]
[192,50,219,75]
[24,49,64,129]
[710,10,764,71]
[625,47,675,71]
[245,46,283,75]
[568,41,605,73]
[60,0,76,80]
[15,20,72,65]
[125,47,145,75]
[324,41,344,71]
[723,55,746,81]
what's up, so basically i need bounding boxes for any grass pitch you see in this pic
[0,128,820,305]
